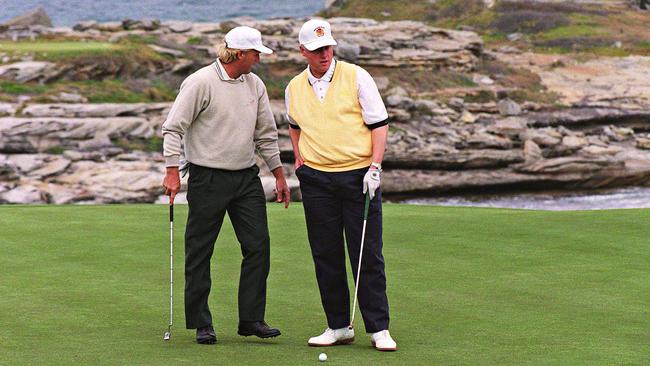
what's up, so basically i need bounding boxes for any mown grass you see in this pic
[0,41,119,59]
[0,204,648,365]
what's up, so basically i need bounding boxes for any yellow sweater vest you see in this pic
[287,61,371,172]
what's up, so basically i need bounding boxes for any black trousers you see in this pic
[295,164,390,333]
[184,163,270,329]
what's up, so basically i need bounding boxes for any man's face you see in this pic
[238,50,261,74]
[300,45,333,77]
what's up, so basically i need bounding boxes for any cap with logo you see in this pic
[224,26,273,54]
[299,19,337,51]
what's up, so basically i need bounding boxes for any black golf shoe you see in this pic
[237,321,281,338]
[196,325,217,344]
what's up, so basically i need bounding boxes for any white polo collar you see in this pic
[215,58,244,82]
[307,59,336,85]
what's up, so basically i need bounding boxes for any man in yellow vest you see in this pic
[285,19,396,351]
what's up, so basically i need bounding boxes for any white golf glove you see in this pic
[363,168,381,200]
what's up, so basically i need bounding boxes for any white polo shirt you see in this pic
[285,59,389,129]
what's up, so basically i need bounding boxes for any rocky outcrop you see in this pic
[1,17,483,79]
[2,14,650,203]
[0,61,60,83]
[3,7,53,28]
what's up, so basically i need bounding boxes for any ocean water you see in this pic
[400,187,650,211]
[0,0,325,26]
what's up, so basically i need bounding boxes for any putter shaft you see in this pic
[350,193,371,327]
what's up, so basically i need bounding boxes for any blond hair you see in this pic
[216,42,241,64]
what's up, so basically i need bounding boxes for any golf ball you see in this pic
[318,353,327,362]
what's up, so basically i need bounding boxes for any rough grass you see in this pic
[474,59,560,105]
[367,66,476,95]
[0,41,120,60]
[320,0,435,20]
[0,79,177,103]
[0,204,649,365]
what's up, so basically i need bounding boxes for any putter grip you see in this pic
[169,204,174,222]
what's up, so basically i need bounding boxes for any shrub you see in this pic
[491,10,570,34]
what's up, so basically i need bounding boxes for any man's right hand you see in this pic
[294,157,304,170]
[162,167,181,204]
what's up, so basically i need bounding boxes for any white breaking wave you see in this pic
[401,187,650,211]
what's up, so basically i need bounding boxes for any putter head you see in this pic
[163,330,171,340]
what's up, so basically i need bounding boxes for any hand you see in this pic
[294,157,304,170]
[363,168,381,200]
[162,167,181,204]
[275,177,291,208]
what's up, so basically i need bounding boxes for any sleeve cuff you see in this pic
[165,155,180,167]
[366,118,389,130]
[266,155,283,172]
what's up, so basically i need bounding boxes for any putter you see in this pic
[349,192,371,329]
[163,202,174,341]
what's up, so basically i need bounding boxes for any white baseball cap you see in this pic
[224,26,273,54]
[299,19,337,51]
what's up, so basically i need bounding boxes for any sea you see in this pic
[0,0,325,26]
[399,187,650,211]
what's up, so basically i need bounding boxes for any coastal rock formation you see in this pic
[2,7,53,28]
[1,12,650,204]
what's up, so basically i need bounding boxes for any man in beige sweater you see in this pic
[162,26,290,345]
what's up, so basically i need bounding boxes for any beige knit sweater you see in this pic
[162,62,282,171]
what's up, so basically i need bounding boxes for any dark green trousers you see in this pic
[184,163,270,329]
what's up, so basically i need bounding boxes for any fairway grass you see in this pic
[1,204,648,365]
[0,41,120,60]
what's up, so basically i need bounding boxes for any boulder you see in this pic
[336,40,361,62]
[165,21,193,33]
[0,184,47,204]
[122,18,161,31]
[0,103,17,116]
[523,140,543,162]
[72,21,97,31]
[497,98,522,116]
[0,155,19,180]
[3,7,53,28]
[636,136,650,149]
[148,44,185,58]
[0,61,59,83]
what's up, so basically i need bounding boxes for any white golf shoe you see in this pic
[371,330,397,351]
[308,327,355,346]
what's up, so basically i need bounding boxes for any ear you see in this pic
[299,46,308,57]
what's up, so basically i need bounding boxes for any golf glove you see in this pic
[363,168,381,200]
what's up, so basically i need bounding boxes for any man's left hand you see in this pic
[363,168,381,200]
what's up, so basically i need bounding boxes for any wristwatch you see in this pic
[370,162,382,171]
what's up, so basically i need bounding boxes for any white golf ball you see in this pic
[318,353,327,362]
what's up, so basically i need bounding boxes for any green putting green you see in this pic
[0,204,648,365]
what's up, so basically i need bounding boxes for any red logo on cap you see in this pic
[314,26,325,38]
